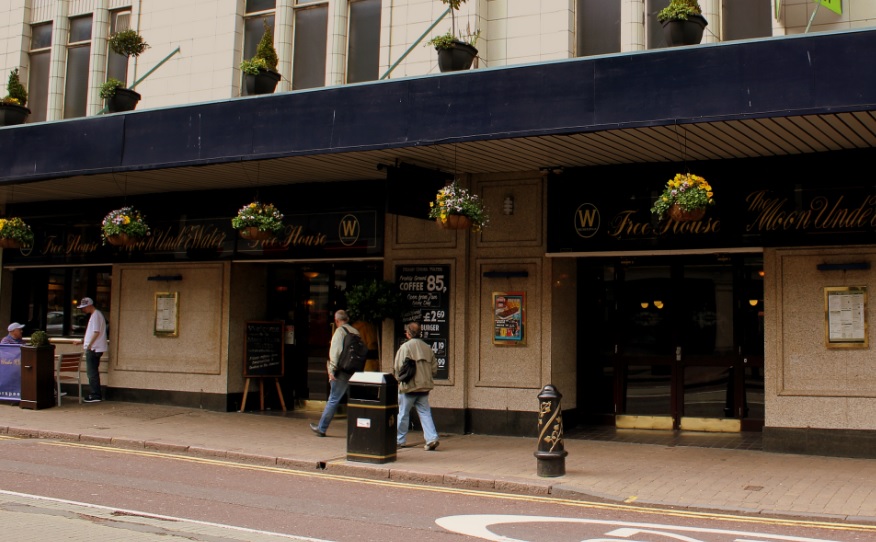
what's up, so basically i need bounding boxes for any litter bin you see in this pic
[347,372,398,464]
[20,344,56,410]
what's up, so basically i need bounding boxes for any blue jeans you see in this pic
[397,392,438,445]
[85,349,103,398]
[317,371,352,434]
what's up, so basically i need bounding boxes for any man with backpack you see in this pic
[393,322,439,451]
[310,310,362,437]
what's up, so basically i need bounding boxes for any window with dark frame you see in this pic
[64,15,93,118]
[292,0,328,90]
[347,0,381,83]
[576,0,621,57]
[27,22,52,122]
[242,0,276,96]
[106,10,132,85]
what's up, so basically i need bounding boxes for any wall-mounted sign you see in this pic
[154,292,179,337]
[493,292,525,345]
[824,286,868,349]
[396,265,450,380]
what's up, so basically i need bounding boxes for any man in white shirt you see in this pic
[73,297,107,403]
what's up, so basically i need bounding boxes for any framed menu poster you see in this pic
[824,286,868,348]
[493,292,525,345]
[154,292,179,337]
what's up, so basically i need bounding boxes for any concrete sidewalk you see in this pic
[1,400,875,524]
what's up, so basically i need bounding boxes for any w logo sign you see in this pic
[339,215,360,246]
[574,204,600,239]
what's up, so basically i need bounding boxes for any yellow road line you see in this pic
[26,439,876,534]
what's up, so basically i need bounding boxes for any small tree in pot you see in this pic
[0,68,31,126]
[103,29,149,112]
[345,279,405,370]
[241,20,281,95]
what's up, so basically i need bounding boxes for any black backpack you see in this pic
[337,327,368,374]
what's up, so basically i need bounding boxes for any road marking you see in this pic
[28,439,876,534]
[0,488,332,541]
[436,515,850,542]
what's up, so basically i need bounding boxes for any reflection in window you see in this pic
[45,267,111,337]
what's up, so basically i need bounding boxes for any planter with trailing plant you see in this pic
[650,172,715,222]
[428,180,489,231]
[20,330,56,410]
[241,20,281,95]
[102,206,150,246]
[102,29,149,112]
[658,0,708,47]
[0,68,30,126]
[232,201,285,240]
[428,0,480,72]
[0,216,35,249]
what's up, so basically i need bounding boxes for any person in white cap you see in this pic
[1,322,25,345]
[73,297,107,402]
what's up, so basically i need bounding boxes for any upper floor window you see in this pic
[347,0,381,83]
[576,0,621,57]
[107,10,132,85]
[27,22,52,122]
[64,15,92,118]
[293,0,328,90]
[242,0,276,95]
[722,0,771,41]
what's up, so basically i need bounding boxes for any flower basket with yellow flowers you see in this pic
[428,181,489,232]
[650,172,714,222]
[0,217,34,249]
[102,206,150,245]
[232,201,285,240]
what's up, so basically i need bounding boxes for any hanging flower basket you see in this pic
[650,172,714,222]
[428,181,488,232]
[231,201,285,239]
[102,206,150,246]
[0,216,34,249]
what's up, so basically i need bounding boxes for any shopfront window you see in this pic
[45,267,111,337]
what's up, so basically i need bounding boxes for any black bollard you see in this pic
[534,384,568,477]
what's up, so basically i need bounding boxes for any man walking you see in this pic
[74,297,107,403]
[310,310,360,437]
[393,322,439,450]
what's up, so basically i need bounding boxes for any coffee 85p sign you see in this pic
[396,265,450,380]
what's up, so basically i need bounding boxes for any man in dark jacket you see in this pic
[393,322,439,450]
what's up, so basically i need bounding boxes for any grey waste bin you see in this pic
[347,372,398,464]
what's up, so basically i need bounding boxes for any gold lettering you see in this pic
[576,208,598,228]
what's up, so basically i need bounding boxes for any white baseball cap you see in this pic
[77,297,94,308]
[7,322,24,332]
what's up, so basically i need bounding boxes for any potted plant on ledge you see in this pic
[658,0,708,47]
[428,0,479,72]
[102,206,150,246]
[428,180,489,231]
[650,172,714,222]
[0,217,35,249]
[0,68,30,126]
[102,29,149,112]
[241,20,281,95]
[232,201,285,240]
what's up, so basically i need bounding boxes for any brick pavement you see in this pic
[1,400,875,523]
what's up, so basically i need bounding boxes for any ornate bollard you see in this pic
[534,384,568,477]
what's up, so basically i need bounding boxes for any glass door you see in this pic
[578,255,764,431]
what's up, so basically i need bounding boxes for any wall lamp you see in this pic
[503,195,514,215]
[147,275,183,281]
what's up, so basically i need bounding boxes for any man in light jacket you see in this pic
[393,321,439,450]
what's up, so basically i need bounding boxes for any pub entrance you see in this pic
[577,254,764,432]
[264,262,381,406]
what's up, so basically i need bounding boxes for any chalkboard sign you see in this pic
[395,265,450,380]
[244,321,284,377]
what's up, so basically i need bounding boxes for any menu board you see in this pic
[824,286,868,348]
[244,321,284,377]
[396,265,450,380]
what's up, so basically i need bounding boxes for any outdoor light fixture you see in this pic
[503,195,514,216]
[653,300,664,309]
[749,299,759,307]
[640,302,649,309]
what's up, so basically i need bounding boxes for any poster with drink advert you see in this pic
[396,265,450,380]
[493,292,525,345]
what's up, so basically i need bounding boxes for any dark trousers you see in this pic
[85,349,103,398]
